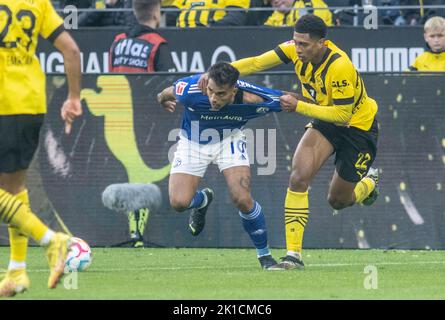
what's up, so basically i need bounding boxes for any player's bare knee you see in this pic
[169,196,189,212]
[288,170,310,192]
[327,194,350,210]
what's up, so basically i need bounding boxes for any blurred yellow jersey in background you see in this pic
[172,0,249,27]
[409,51,445,71]
[161,0,175,6]
[0,0,63,115]
[265,0,332,27]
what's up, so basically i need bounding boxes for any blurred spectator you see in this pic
[264,0,333,27]
[374,0,404,25]
[78,0,137,27]
[246,0,273,26]
[376,0,445,26]
[166,0,250,27]
[420,0,445,24]
[109,0,175,72]
[331,0,361,26]
[409,16,445,71]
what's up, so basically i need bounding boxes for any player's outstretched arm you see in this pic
[283,92,317,104]
[53,31,82,135]
[280,94,352,125]
[198,49,283,93]
[157,86,177,113]
[231,49,283,77]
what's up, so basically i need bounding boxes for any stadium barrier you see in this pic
[38,26,424,73]
[0,72,442,249]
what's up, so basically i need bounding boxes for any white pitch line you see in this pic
[308,261,445,267]
[3,260,445,273]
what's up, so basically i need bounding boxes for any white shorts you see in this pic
[170,131,250,177]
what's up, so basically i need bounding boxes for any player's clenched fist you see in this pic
[280,94,299,112]
[162,100,177,113]
[61,98,82,134]
[157,89,177,113]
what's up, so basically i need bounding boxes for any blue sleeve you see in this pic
[261,86,283,112]
[260,85,284,97]
[173,75,201,105]
[269,100,282,113]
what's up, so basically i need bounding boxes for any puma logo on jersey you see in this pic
[335,88,345,95]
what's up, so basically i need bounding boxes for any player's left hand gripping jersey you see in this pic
[0,0,64,115]
[174,74,282,144]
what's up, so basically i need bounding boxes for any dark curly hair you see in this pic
[294,14,327,39]
[207,62,240,87]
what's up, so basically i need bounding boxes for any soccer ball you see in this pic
[65,237,93,272]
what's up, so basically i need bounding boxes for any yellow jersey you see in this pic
[265,0,332,27]
[172,0,249,27]
[409,50,445,71]
[0,0,64,115]
[161,0,176,6]
[232,40,377,131]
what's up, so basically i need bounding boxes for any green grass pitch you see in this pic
[1,247,445,299]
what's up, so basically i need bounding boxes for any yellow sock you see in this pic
[354,177,375,204]
[284,188,309,255]
[8,190,30,264]
[0,188,49,244]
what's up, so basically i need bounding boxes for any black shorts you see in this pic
[308,118,379,183]
[0,114,44,173]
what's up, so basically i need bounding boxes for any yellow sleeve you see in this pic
[296,60,355,125]
[225,0,250,8]
[231,40,295,76]
[40,0,64,41]
[231,50,283,76]
[296,102,351,124]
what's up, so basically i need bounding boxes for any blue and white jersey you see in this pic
[173,74,282,144]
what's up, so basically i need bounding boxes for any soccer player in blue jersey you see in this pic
[157,62,284,269]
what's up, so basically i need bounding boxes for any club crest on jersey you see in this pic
[175,82,188,96]
[256,107,269,113]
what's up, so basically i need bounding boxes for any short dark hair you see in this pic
[294,14,327,39]
[207,62,240,87]
[133,0,161,23]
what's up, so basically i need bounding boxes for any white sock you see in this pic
[39,230,55,246]
[8,260,26,270]
[287,251,301,259]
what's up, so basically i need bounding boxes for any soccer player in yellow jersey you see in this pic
[0,0,82,295]
[199,14,379,269]
[409,16,445,71]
